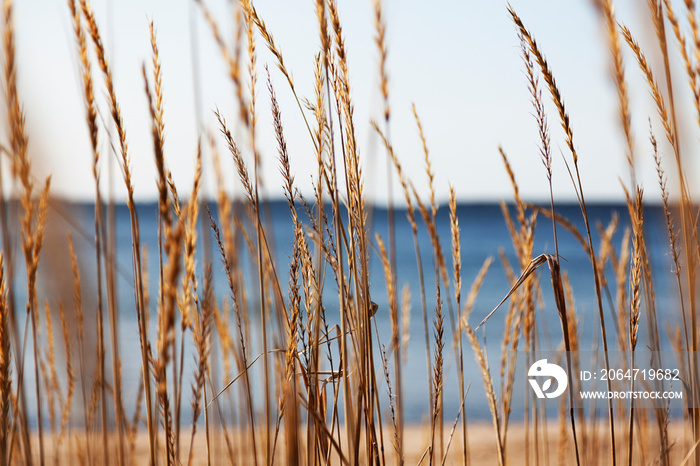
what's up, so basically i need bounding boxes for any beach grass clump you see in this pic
[0,0,699,464]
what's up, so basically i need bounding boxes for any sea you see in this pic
[3,200,686,426]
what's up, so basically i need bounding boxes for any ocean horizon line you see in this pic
[18,196,672,210]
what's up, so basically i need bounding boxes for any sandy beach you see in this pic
[20,420,691,465]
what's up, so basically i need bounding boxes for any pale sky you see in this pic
[3,0,697,204]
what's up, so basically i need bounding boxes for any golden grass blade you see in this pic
[464,325,504,466]
[680,437,700,466]
[441,382,471,466]
[206,350,270,409]
[475,254,548,330]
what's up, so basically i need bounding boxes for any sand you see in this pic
[17,420,694,464]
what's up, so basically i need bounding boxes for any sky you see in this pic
[2,0,698,204]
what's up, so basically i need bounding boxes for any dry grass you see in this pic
[1,0,700,465]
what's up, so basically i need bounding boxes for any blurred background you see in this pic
[3,0,696,205]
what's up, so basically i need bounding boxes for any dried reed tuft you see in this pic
[511,8,615,462]
[79,1,153,462]
[188,266,213,466]
[465,324,504,466]
[620,24,678,156]
[57,302,74,444]
[601,0,636,182]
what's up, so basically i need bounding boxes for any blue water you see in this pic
[4,200,683,425]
